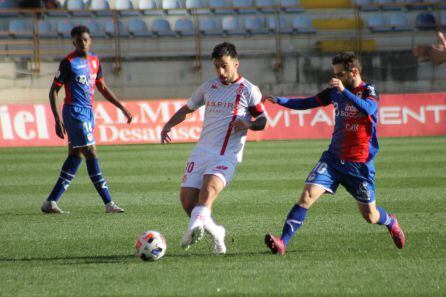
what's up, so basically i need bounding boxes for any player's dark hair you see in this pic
[332,52,361,73]
[211,42,238,60]
[71,25,90,38]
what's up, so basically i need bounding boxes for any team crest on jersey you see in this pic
[236,84,244,95]
[211,83,218,89]
[367,85,376,97]
[76,75,89,85]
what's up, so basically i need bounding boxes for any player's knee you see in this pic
[298,190,317,208]
[82,146,97,159]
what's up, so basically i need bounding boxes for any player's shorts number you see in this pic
[313,162,327,174]
[83,122,93,132]
[186,162,194,173]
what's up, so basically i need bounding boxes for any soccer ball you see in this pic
[135,230,167,261]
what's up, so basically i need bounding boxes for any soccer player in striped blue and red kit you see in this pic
[41,25,132,214]
[264,52,405,255]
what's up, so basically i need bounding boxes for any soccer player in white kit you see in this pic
[160,43,267,254]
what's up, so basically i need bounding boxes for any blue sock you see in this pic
[47,156,82,202]
[376,206,394,228]
[281,204,308,246]
[86,158,112,205]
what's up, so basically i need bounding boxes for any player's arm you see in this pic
[49,82,65,139]
[263,91,329,110]
[233,114,267,132]
[96,79,132,123]
[160,105,194,144]
[330,78,378,115]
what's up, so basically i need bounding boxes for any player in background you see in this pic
[41,25,132,214]
[161,42,267,254]
[413,31,446,65]
[263,52,405,255]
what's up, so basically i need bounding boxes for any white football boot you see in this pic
[41,201,68,214]
[105,201,124,213]
[211,225,227,255]
[181,226,205,250]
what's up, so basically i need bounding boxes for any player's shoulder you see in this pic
[238,77,258,89]
[362,82,379,99]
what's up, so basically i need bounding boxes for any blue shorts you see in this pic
[62,104,95,148]
[305,151,376,204]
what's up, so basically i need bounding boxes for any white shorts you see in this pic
[181,149,238,189]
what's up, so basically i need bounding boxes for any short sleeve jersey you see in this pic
[316,82,379,162]
[53,51,103,108]
[186,76,266,162]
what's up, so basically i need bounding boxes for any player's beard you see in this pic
[343,77,354,90]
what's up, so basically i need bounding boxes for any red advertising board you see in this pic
[0,93,445,147]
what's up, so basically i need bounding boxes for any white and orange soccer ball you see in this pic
[135,230,167,261]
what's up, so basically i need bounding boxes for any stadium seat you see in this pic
[8,19,33,39]
[222,16,245,35]
[267,15,292,34]
[81,19,105,38]
[441,11,446,30]
[351,0,378,11]
[161,0,187,15]
[67,0,92,17]
[367,14,391,32]
[90,0,113,16]
[376,0,401,11]
[0,0,20,17]
[151,18,176,36]
[390,12,412,32]
[37,19,57,38]
[403,0,428,11]
[174,18,195,36]
[104,19,129,37]
[199,17,222,35]
[291,15,316,33]
[233,0,257,14]
[115,0,140,16]
[57,19,75,38]
[280,0,304,13]
[245,16,269,35]
[255,0,276,13]
[185,0,210,14]
[128,18,152,37]
[415,12,436,31]
[210,0,233,14]
[139,0,163,15]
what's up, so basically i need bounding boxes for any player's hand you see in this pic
[330,78,345,92]
[122,108,133,124]
[232,119,251,132]
[160,126,171,144]
[262,96,278,104]
[55,120,65,139]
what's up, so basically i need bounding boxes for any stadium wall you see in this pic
[0,92,445,147]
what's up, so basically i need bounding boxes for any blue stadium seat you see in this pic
[81,19,105,38]
[280,0,303,13]
[90,0,113,16]
[104,19,129,37]
[291,15,316,33]
[0,0,20,17]
[352,0,378,11]
[222,16,245,35]
[390,12,412,32]
[210,0,233,14]
[128,18,152,37]
[376,0,401,11]
[441,11,446,30]
[185,0,210,14]
[8,19,32,39]
[233,0,256,14]
[174,18,195,36]
[57,19,75,38]
[115,0,140,16]
[267,15,292,34]
[245,16,269,35]
[67,0,92,17]
[151,18,176,36]
[367,14,391,32]
[199,17,222,35]
[139,0,163,15]
[256,0,276,13]
[415,12,436,31]
[403,0,428,11]
[161,0,187,15]
[38,19,57,38]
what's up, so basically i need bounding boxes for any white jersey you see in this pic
[186,76,266,162]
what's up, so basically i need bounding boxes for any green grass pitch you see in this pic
[0,137,445,297]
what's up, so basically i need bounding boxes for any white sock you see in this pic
[204,216,219,237]
[188,206,210,230]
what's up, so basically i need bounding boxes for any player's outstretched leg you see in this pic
[264,234,286,255]
[181,206,208,250]
[204,217,226,255]
[86,158,124,213]
[42,156,82,214]
[387,214,405,249]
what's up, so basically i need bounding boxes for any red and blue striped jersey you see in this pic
[53,51,103,108]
